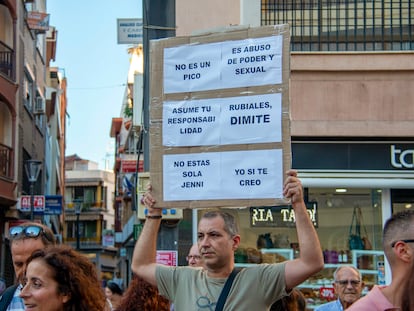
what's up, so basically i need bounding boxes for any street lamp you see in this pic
[73,199,82,250]
[25,160,42,221]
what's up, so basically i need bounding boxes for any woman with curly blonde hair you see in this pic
[20,245,107,311]
[117,274,170,311]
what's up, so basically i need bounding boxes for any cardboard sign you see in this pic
[163,93,282,146]
[163,35,283,93]
[149,24,291,208]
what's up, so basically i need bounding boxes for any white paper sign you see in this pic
[163,149,283,201]
[163,35,283,93]
[163,93,282,146]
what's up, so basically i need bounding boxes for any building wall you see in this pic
[175,0,240,36]
[290,52,414,137]
[175,1,414,139]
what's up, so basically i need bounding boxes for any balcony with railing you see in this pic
[0,142,13,179]
[0,40,14,80]
[261,0,414,51]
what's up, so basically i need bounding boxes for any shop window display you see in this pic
[199,188,384,309]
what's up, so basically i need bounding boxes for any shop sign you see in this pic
[250,202,318,227]
[44,195,62,215]
[102,229,115,247]
[391,145,414,168]
[18,195,62,215]
[27,12,50,32]
[156,250,177,266]
[18,195,45,212]
[292,142,414,171]
[117,18,143,44]
[319,287,335,300]
[121,160,143,173]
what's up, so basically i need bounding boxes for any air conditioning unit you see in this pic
[34,97,46,114]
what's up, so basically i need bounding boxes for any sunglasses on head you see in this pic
[9,225,44,239]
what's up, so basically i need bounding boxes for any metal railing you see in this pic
[0,41,14,80]
[261,0,413,51]
[0,143,13,179]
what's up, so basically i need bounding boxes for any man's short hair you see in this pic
[200,210,239,237]
[333,265,361,281]
[383,210,414,260]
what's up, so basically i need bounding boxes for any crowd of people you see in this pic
[0,170,413,310]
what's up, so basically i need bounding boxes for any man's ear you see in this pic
[232,235,241,250]
[393,241,413,263]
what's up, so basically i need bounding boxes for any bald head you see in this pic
[187,244,203,268]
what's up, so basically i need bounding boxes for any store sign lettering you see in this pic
[391,145,414,168]
[251,208,274,225]
[250,203,318,228]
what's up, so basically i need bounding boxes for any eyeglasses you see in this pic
[391,239,414,248]
[335,280,361,286]
[9,225,45,239]
[186,255,201,261]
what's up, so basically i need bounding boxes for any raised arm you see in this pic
[131,189,162,286]
[283,170,324,289]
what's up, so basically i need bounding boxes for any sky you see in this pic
[47,1,142,169]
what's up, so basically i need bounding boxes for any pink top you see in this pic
[347,285,397,311]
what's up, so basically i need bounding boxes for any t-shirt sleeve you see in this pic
[246,262,288,305]
[155,265,177,300]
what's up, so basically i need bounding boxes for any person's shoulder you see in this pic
[236,263,285,282]
[314,300,337,311]
[347,286,390,311]
[0,284,19,299]
[0,284,20,310]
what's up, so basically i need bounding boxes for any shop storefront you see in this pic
[192,141,414,308]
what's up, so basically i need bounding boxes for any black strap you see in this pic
[0,284,18,311]
[215,268,241,311]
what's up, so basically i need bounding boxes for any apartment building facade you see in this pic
[64,155,117,281]
[0,0,66,286]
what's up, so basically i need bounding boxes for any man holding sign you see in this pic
[131,170,323,310]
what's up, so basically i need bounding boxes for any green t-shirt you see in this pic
[156,263,287,311]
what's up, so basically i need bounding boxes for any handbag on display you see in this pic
[357,207,373,250]
[348,207,365,250]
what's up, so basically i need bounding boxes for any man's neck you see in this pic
[381,283,401,308]
[206,266,234,278]
[341,299,353,310]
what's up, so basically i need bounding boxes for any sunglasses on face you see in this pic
[9,225,45,239]
[391,239,414,248]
